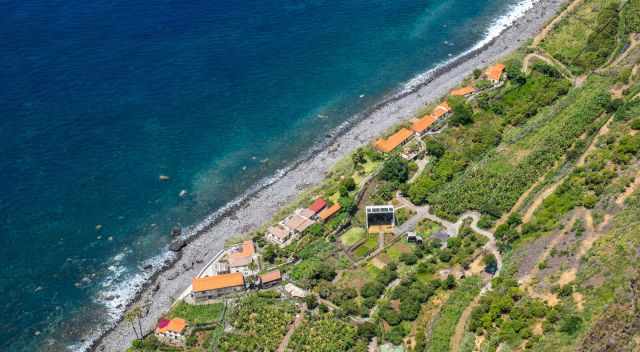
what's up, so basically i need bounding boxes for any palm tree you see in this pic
[131,306,144,338]
[124,310,139,339]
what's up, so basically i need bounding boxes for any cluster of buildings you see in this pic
[450,63,506,97]
[373,63,506,156]
[266,198,341,246]
[187,239,283,303]
[154,62,508,348]
[374,100,452,157]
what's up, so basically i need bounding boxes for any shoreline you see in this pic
[91,1,566,350]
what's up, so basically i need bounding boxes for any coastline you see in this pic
[91,1,567,350]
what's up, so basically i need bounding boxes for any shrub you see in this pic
[361,282,385,298]
[339,177,356,195]
[439,250,452,263]
[559,315,582,335]
[426,139,446,158]
[631,118,640,131]
[380,156,409,184]
[445,274,456,289]
[505,59,526,85]
[450,97,474,126]
[478,215,495,229]
[483,253,498,274]
[357,322,379,340]
[400,252,418,266]
[386,325,406,345]
[289,314,360,352]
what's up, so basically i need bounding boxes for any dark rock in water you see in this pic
[143,264,153,271]
[104,295,116,301]
[182,263,192,271]
[169,239,186,252]
[167,271,179,280]
[99,346,105,351]
[195,258,203,264]
[171,226,182,237]
[153,283,160,292]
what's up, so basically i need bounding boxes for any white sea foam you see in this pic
[69,250,175,352]
[403,0,540,92]
[73,1,543,350]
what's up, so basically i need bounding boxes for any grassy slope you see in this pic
[426,276,483,352]
[429,75,611,218]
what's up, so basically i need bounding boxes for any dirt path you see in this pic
[604,33,640,70]
[409,158,428,183]
[532,0,584,47]
[451,295,481,352]
[616,171,640,206]
[447,212,502,352]
[518,212,578,305]
[276,308,305,352]
[522,52,574,80]
[522,180,563,223]
[522,115,611,223]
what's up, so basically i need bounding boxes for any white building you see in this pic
[155,318,188,346]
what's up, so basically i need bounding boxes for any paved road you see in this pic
[395,194,502,286]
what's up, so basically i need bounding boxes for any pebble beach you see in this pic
[92,0,567,350]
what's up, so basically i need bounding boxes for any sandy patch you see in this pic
[585,210,594,232]
[474,335,485,352]
[558,269,577,286]
[533,321,544,336]
[543,292,559,306]
[573,292,584,311]
[371,257,387,270]
[574,74,588,87]
[467,256,486,276]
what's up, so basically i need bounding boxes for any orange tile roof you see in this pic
[156,318,187,334]
[192,272,244,292]
[411,115,437,134]
[486,63,505,82]
[228,240,255,267]
[374,128,414,153]
[260,270,282,283]
[450,86,477,97]
[318,203,341,221]
[432,102,451,119]
[411,102,451,134]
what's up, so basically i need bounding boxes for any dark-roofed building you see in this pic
[259,270,282,288]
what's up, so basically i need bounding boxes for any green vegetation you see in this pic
[425,276,482,352]
[289,314,366,352]
[218,295,295,352]
[429,76,611,218]
[341,227,366,247]
[353,236,378,258]
[621,0,640,34]
[167,301,223,324]
[490,68,571,125]
[541,0,621,73]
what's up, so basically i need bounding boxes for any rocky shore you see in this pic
[93,1,567,350]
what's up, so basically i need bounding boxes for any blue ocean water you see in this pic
[0,0,531,349]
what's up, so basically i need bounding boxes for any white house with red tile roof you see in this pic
[155,318,188,346]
